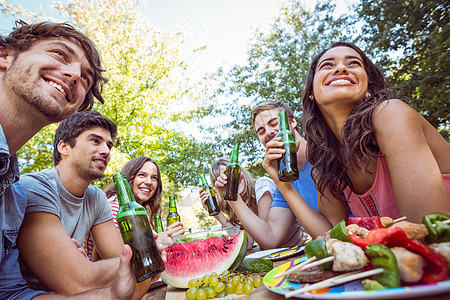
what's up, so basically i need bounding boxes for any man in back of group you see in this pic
[261,101,339,238]
[0,20,161,299]
[214,101,318,249]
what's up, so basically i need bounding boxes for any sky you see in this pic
[143,0,284,73]
[0,0,317,74]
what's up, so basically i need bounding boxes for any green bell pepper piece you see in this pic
[364,244,400,289]
[330,220,351,242]
[304,239,332,270]
[361,279,386,290]
[422,212,450,243]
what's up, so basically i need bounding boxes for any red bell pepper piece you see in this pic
[387,226,448,284]
[348,216,383,230]
[347,227,391,248]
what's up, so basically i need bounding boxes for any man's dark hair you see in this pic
[0,20,107,111]
[53,111,117,165]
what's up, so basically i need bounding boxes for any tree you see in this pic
[1,0,219,188]
[355,0,450,139]
[196,0,354,176]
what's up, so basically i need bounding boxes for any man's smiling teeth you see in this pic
[329,79,352,86]
[46,80,66,97]
[93,159,105,166]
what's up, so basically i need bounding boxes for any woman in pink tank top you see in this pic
[298,42,450,236]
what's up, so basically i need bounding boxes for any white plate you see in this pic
[263,256,450,299]
[247,246,305,261]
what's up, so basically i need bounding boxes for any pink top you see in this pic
[345,156,450,218]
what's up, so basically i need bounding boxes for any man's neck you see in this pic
[0,94,50,156]
[55,164,92,197]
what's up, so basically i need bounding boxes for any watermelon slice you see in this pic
[161,230,248,288]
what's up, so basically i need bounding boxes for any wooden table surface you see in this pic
[143,247,450,300]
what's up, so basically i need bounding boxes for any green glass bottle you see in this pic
[166,195,180,226]
[154,213,164,233]
[223,144,241,201]
[200,174,220,216]
[114,173,164,282]
[276,110,299,182]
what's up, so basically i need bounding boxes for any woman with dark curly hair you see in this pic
[299,41,450,230]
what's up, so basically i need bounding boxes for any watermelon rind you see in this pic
[228,230,247,271]
[161,230,248,288]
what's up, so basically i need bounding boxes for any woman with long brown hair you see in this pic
[104,157,163,227]
[308,41,449,231]
[265,42,450,237]
[86,157,184,260]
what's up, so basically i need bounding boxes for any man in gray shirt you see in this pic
[18,111,157,295]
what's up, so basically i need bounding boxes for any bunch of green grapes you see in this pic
[185,269,264,300]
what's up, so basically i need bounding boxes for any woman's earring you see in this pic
[365,92,372,98]
[309,94,315,101]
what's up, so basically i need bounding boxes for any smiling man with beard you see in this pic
[16,110,144,295]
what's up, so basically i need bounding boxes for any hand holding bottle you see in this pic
[156,232,174,248]
[215,176,227,195]
[262,136,286,182]
[110,244,140,299]
[110,232,166,300]
[165,221,185,237]
[214,170,245,197]
[199,189,212,210]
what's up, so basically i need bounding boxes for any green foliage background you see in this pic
[1,0,448,221]
[2,0,221,195]
[356,0,449,140]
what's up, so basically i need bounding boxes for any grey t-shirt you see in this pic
[19,168,113,290]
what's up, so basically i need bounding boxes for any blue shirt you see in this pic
[271,160,318,212]
[0,124,45,299]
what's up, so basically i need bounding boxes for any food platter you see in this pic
[263,256,450,299]
[246,246,305,261]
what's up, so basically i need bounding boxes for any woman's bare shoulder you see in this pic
[372,99,449,165]
[372,99,420,131]
[373,99,416,118]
